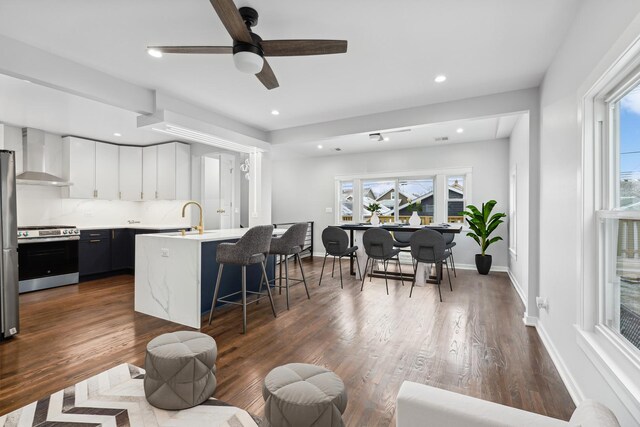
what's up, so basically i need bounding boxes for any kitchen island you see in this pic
[134,228,285,328]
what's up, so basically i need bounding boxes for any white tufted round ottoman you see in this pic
[144,331,217,410]
[262,363,347,427]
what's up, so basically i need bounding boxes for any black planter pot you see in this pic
[475,254,492,275]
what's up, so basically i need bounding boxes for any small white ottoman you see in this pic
[262,363,347,427]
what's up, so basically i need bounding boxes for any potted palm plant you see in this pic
[461,200,506,275]
[365,202,382,226]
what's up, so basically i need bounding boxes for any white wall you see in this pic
[508,114,530,304]
[537,1,640,425]
[272,138,510,269]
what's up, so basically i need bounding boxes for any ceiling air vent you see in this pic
[435,136,449,142]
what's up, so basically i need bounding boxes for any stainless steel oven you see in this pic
[18,226,80,293]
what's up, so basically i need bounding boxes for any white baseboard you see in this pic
[534,320,584,405]
[454,263,508,273]
[507,269,527,306]
[523,315,538,327]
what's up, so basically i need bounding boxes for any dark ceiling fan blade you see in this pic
[148,46,233,54]
[261,40,347,57]
[209,0,253,44]
[256,59,279,90]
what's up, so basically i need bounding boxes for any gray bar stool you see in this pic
[362,228,404,295]
[409,229,452,301]
[319,226,362,288]
[209,225,277,334]
[262,222,311,310]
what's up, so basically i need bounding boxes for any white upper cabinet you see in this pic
[119,146,143,201]
[156,142,190,200]
[95,142,119,200]
[63,137,189,200]
[142,146,158,201]
[63,137,96,199]
[63,137,119,199]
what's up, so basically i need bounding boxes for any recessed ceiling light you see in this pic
[434,75,447,83]
[147,48,163,58]
[317,144,323,149]
[383,137,390,142]
[456,128,464,133]
[113,132,122,137]
[22,79,31,83]
[271,110,280,116]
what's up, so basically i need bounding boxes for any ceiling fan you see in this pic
[147,0,348,90]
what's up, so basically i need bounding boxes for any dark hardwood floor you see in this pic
[0,258,575,424]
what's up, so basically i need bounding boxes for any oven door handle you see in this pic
[18,236,80,244]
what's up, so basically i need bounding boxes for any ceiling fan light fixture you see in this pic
[147,48,163,58]
[233,51,264,74]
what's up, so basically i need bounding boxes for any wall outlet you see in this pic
[536,296,549,311]
[161,248,169,257]
[9,327,17,335]
[325,207,333,213]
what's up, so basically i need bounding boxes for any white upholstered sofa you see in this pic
[396,381,620,427]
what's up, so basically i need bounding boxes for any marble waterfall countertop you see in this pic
[138,228,287,242]
[134,227,286,328]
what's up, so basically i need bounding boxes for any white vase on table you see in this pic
[370,212,380,226]
[409,211,421,226]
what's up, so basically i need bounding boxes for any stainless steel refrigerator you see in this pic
[0,150,18,340]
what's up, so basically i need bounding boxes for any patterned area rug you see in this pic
[0,363,262,427]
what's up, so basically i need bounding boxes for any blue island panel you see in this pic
[200,239,276,315]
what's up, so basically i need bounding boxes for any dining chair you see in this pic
[443,232,457,277]
[319,226,362,288]
[362,228,404,295]
[409,229,452,302]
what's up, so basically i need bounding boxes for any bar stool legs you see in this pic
[209,264,225,325]
[209,261,277,334]
[297,254,311,299]
[260,261,277,318]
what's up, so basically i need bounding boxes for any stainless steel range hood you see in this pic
[16,128,71,187]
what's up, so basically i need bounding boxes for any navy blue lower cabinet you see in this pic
[79,238,111,276]
[200,240,276,315]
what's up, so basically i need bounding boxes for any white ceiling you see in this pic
[0,0,579,131]
[0,74,169,144]
[272,114,524,159]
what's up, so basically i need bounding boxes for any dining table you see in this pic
[336,223,463,276]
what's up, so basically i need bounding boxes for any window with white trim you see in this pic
[600,80,640,353]
[445,175,465,223]
[335,169,471,225]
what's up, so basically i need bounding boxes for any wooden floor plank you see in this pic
[0,258,575,424]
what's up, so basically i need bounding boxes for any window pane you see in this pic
[618,86,640,209]
[362,180,395,222]
[340,181,353,222]
[398,178,434,224]
[447,176,465,222]
[448,176,464,199]
[602,217,640,352]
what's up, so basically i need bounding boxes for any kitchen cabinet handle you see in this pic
[112,230,115,239]
[89,233,101,236]
[93,189,98,198]
[89,239,101,243]
[119,191,122,199]
[155,191,158,199]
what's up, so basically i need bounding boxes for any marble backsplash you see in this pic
[16,185,192,227]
